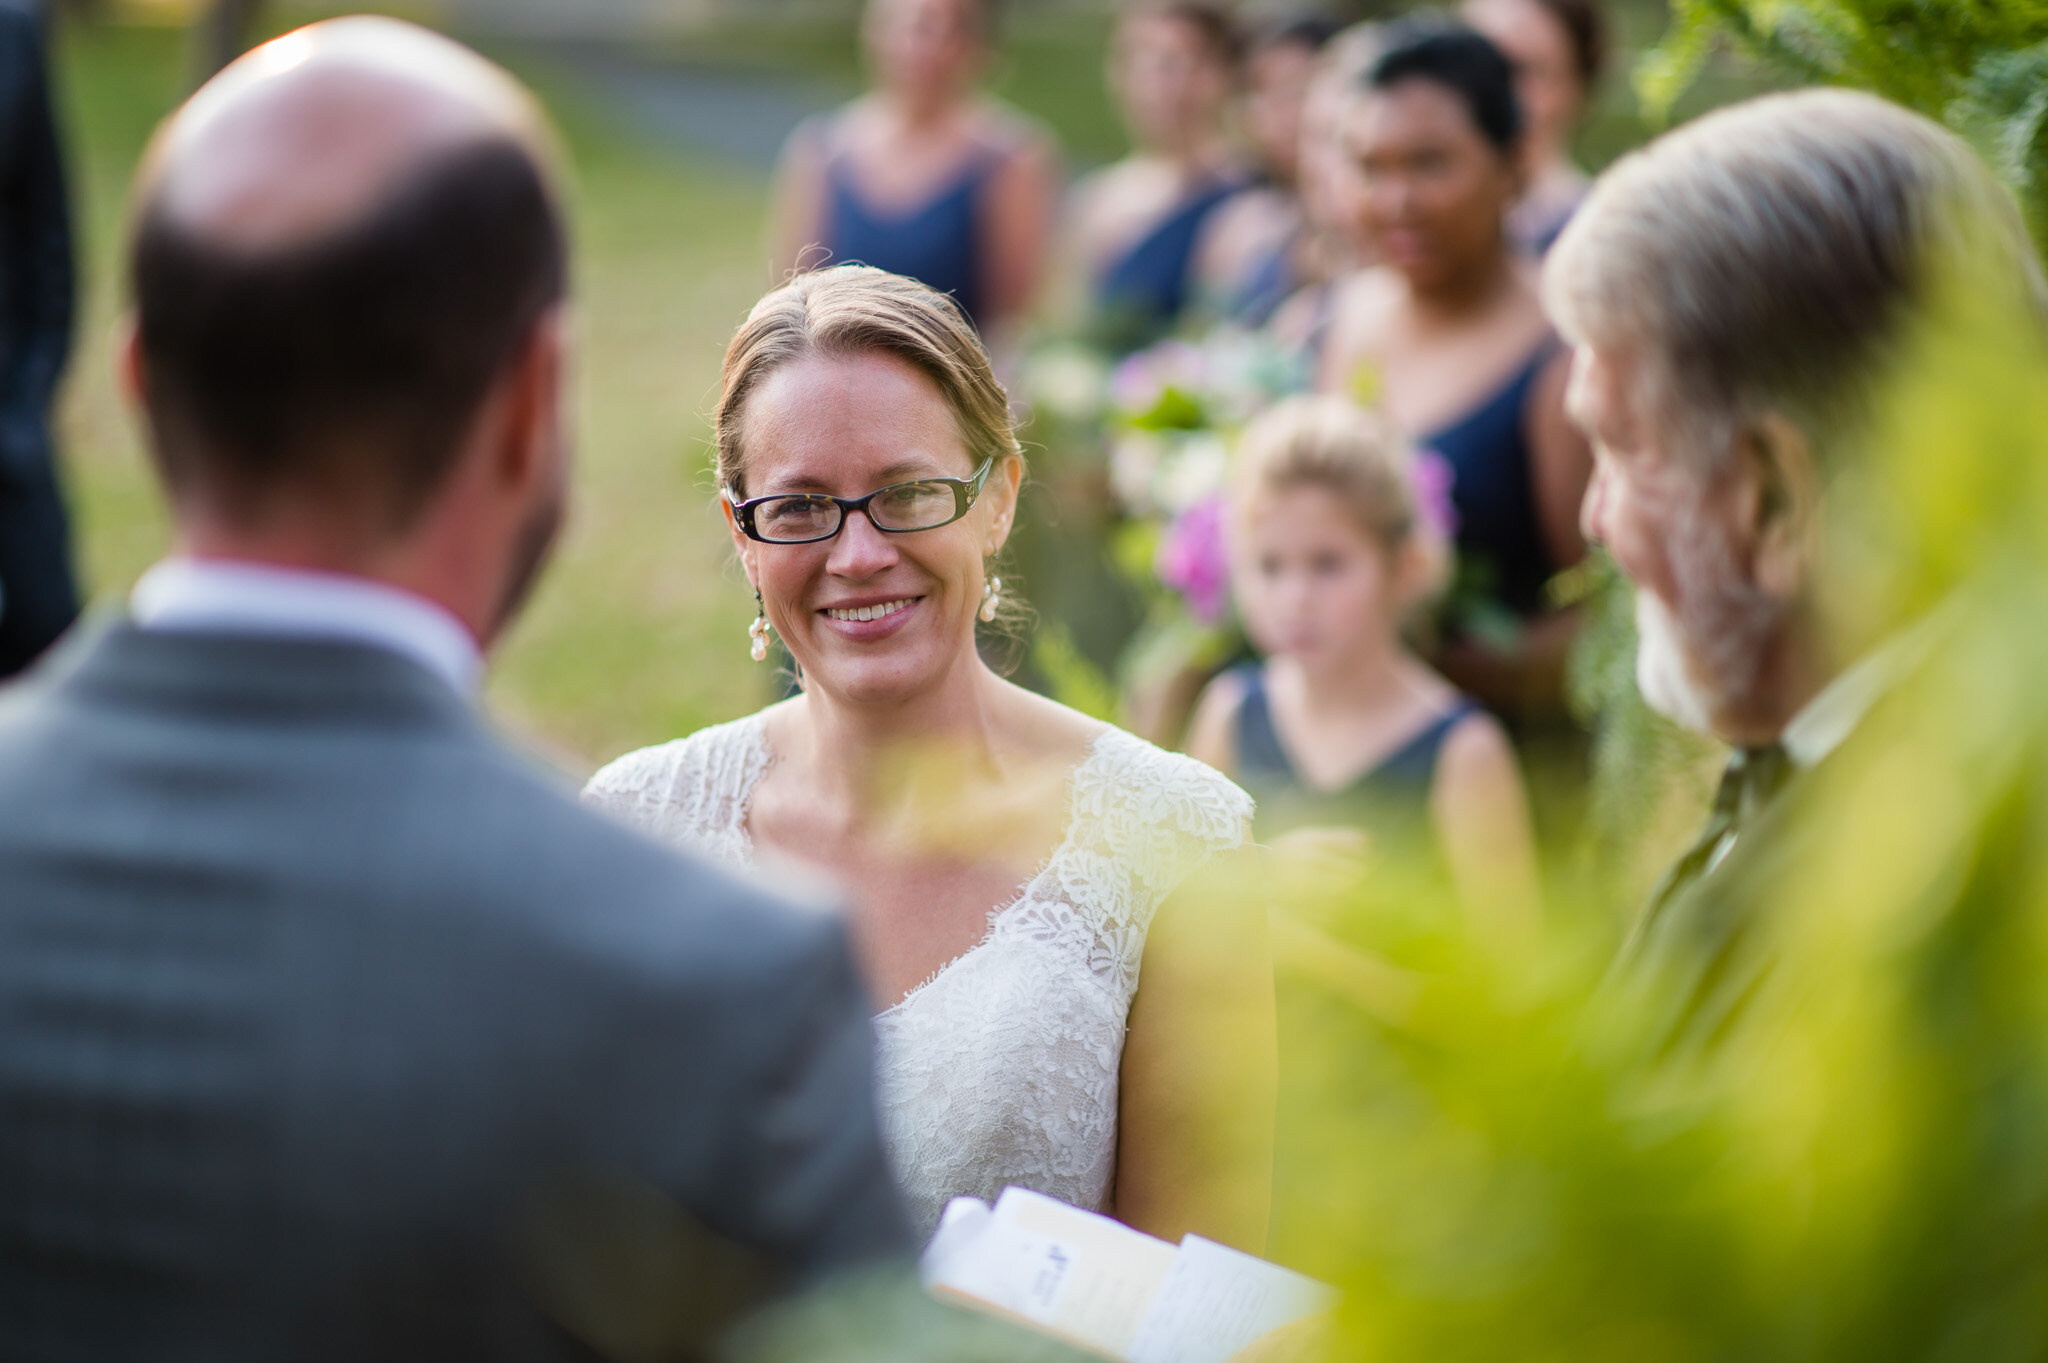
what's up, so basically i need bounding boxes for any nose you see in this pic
[825,506,902,579]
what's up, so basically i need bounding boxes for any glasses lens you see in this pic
[755,495,841,542]
[868,481,961,532]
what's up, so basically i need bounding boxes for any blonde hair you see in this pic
[1544,88,2048,469]
[1232,394,1420,550]
[714,264,1022,498]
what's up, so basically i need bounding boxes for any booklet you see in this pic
[919,1187,1337,1362]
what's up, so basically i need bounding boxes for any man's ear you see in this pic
[116,316,145,409]
[1735,410,1822,600]
[499,309,567,494]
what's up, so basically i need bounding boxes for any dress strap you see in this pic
[1229,663,1296,782]
[1368,699,1480,793]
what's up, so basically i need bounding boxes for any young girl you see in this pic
[1187,393,1539,928]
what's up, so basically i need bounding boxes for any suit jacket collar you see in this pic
[29,613,483,735]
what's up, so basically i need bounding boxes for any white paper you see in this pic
[1124,1235,1339,1363]
[920,1188,1179,1358]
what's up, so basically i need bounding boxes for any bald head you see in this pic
[132,18,567,529]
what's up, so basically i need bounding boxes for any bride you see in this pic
[586,265,1273,1247]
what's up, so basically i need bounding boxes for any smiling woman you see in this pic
[582,265,1275,1248]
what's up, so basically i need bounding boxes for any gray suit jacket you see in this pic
[0,621,912,1361]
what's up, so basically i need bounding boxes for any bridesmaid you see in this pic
[771,0,1060,346]
[1065,1,1247,353]
[1191,16,1339,328]
[1317,19,1591,725]
[1462,0,1607,254]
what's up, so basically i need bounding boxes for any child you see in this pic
[1187,394,1539,928]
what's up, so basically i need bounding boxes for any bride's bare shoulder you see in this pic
[995,677,1115,762]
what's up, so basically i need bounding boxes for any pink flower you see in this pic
[1412,449,1460,540]
[1156,495,1232,626]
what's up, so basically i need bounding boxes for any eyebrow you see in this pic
[755,458,963,495]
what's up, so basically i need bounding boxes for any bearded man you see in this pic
[1542,87,2048,1051]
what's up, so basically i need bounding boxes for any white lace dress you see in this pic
[582,712,1253,1235]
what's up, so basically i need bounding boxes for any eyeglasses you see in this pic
[727,456,995,545]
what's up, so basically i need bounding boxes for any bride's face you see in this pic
[726,349,1017,707]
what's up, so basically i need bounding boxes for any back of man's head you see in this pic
[1544,88,2047,466]
[130,19,567,535]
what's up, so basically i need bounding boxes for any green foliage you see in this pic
[1648,0,2048,246]
[1026,621,1119,723]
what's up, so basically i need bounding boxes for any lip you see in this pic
[816,593,925,641]
[1379,229,1431,267]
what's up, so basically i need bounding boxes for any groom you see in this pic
[0,19,909,1358]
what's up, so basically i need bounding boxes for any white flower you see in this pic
[1155,431,1231,515]
[1023,343,1109,424]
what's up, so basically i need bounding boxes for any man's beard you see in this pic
[491,482,565,639]
[1635,589,1718,733]
[1633,498,1780,739]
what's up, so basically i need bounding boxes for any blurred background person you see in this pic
[1463,0,1607,254]
[1187,394,1538,925]
[771,0,1059,348]
[1264,19,1385,374]
[1191,14,1339,329]
[0,0,79,679]
[1318,19,1591,730]
[1065,0,1246,354]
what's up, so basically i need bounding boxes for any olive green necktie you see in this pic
[1643,742,1794,925]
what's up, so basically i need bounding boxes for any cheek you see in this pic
[1607,490,1684,605]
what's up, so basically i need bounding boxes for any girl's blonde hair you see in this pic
[1232,394,1421,551]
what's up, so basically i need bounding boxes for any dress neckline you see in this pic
[724,713,1120,1018]
[1415,339,1557,448]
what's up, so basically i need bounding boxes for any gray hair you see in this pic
[1544,88,2048,467]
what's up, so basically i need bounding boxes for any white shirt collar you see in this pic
[130,558,484,697]
[1780,606,1951,769]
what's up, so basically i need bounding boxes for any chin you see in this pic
[1634,589,1721,737]
[802,634,959,707]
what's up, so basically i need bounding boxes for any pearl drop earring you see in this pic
[979,575,1002,623]
[748,590,772,663]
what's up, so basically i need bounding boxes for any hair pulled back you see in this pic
[1366,17,1521,153]
[715,265,1021,499]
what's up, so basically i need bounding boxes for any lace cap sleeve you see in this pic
[1060,732,1254,988]
[581,714,771,865]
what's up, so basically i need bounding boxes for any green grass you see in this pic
[50,19,779,776]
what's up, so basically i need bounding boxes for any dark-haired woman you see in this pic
[1463,0,1605,254]
[771,0,1060,346]
[1317,21,1591,726]
[1065,1,1247,352]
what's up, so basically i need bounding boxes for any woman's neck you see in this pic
[1280,635,1422,719]
[876,83,969,134]
[1408,242,1517,322]
[1134,130,1227,176]
[789,656,1007,828]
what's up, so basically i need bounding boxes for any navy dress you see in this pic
[1418,344,1561,623]
[1090,174,1244,353]
[1229,661,1476,851]
[820,140,1001,330]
